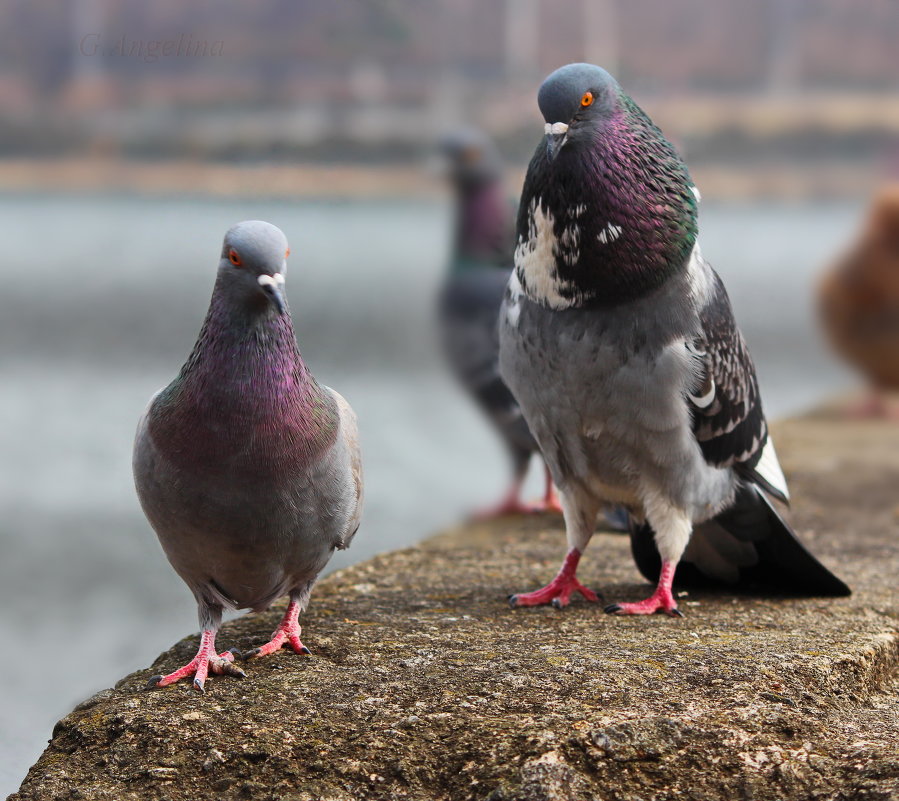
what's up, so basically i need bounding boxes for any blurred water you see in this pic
[0,194,859,795]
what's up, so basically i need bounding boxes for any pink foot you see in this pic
[147,630,245,692]
[472,495,542,520]
[472,469,564,519]
[605,562,683,618]
[509,548,600,609]
[243,600,311,659]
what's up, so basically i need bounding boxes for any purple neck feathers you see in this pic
[455,180,512,268]
[152,289,338,475]
[179,293,311,410]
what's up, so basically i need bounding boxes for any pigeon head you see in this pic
[439,127,503,191]
[438,128,513,269]
[514,63,698,308]
[537,63,621,159]
[217,221,290,316]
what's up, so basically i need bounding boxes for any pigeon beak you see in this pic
[544,122,569,161]
[257,273,286,315]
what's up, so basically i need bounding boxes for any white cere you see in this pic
[257,274,284,289]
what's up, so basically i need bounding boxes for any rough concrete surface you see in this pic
[10,411,899,801]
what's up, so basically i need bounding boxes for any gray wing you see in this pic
[325,387,363,551]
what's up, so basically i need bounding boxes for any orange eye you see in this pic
[285,248,290,258]
[580,91,594,108]
[228,249,242,266]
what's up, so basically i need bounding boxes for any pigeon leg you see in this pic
[605,560,683,617]
[146,629,246,692]
[606,502,689,617]
[509,547,599,608]
[510,489,602,608]
[244,599,311,659]
[474,464,565,519]
[528,464,564,514]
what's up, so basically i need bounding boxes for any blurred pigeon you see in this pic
[134,221,363,690]
[499,64,850,615]
[437,128,561,516]
[819,186,899,418]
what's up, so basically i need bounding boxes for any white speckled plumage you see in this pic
[501,63,849,612]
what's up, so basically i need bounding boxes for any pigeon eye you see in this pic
[580,91,594,108]
[228,249,242,267]
[285,248,290,259]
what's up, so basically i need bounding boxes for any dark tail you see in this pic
[630,482,851,596]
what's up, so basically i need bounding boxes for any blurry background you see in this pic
[1,0,895,793]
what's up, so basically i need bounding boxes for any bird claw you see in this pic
[509,579,599,608]
[145,674,164,690]
[145,631,245,690]
[604,597,683,617]
[509,548,600,609]
[243,641,308,660]
[217,661,247,679]
[245,600,311,660]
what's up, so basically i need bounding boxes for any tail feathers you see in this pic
[629,483,851,597]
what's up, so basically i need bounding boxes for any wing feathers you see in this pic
[688,265,768,474]
[743,436,790,504]
[630,483,850,595]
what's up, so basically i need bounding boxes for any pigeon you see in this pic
[134,221,363,690]
[818,185,899,419]
[437,128,561,516]
[498,63,850,615]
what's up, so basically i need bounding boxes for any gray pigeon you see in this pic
[499,64,849,615]
[437,128,561,516]
[134,221,363,690]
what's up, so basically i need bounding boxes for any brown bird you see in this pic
[819,186,899,418]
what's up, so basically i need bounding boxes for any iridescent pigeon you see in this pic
[134,221,363,690]
[499,64,850,615]
[437,128,561,516]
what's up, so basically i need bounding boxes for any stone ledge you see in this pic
[10,411,899,801]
